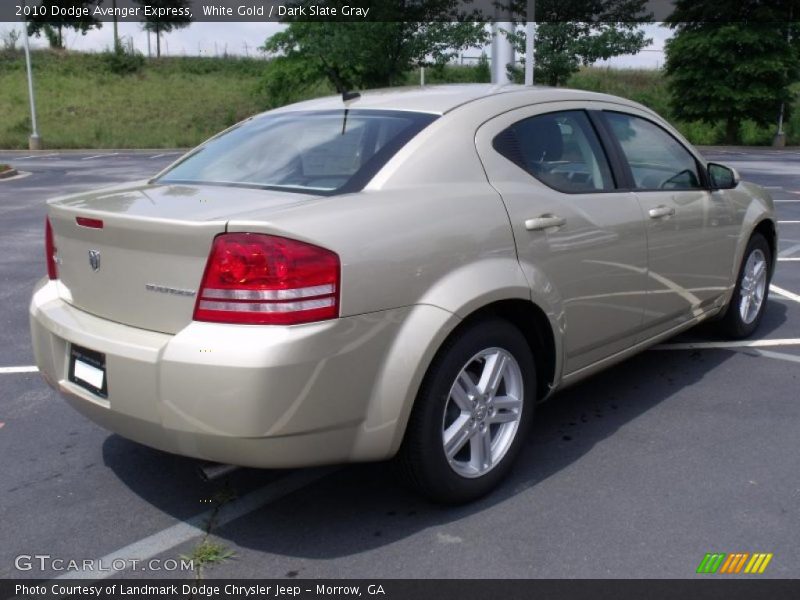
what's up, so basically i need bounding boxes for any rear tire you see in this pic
[396,318,536,504]
[717,233,771,339]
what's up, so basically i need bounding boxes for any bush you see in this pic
[103,46,145,76]
[413,62,492,84]
[254,56,333,110]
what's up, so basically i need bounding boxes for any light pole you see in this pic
[525,1,535,86]
[774,13,792,147]
[491,6,515,85]
[21,20,41,150]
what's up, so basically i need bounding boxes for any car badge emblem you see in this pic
[88,250,101,272]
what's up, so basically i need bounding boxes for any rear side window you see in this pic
[157,110,437,195]
[604,112,703,191]
[493,110,614,193]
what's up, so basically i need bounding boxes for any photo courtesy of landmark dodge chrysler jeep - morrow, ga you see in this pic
[30,85,776,503]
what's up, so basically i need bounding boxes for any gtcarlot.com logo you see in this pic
[15,554,194,573]
[697,552,773,574]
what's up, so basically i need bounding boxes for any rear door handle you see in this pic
[525,215,566,231]
[648,205,675,219]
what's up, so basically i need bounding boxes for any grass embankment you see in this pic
[0,51,265,149]
[1,50,797,148]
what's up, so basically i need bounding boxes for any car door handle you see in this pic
[648,205,676,219]
[525,215,566,231]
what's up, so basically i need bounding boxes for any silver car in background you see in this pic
[30,85,776,503]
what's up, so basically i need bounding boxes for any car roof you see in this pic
[267,84,642,116]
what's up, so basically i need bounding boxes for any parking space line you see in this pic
[779,221,800,224]
[0,366,38,374]
[779,258,800,262]
[655,338,800,351]
[779,243,800,258]
[771,284,800,304]
[55,466,338,580]
[754,349,800,365]
[15,153,59,160]
[82,153,119,161]
[150,152,180,159]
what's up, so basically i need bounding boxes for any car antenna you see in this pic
[341,90,361,135]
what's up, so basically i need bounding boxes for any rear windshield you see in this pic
[156,109,438,195]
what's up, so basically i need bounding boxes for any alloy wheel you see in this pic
[441,347,524,479]
[739,248,768,325]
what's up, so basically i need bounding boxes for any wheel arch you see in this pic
[753,218,778,272]
[351,296,561,462]
[455,299,558,404]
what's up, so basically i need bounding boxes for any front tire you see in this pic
[396,318,536,504]
[718,233,771,339]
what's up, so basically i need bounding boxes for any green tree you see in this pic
[256,54,335,109]
[26,0,104,49]
[665,1,799,144]
[475,52,490,83]
[506,0,651,86]
[133,0,192,58]
[262,1,488,91]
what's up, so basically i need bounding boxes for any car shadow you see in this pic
[102,300,788,560]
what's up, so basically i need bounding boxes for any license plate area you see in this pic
[69,344,108,398]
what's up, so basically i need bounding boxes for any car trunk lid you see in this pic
[48,182,316,334]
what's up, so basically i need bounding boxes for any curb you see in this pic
[0,149,188,155]
[698,145,800,152]
[0,168,19,179]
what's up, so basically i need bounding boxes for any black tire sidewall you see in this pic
[721,233,772,338]
[401,318,536,504]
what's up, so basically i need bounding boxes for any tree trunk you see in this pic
[725,119,739,145]
[156,26,161,58]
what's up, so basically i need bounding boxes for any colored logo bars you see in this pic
[697,553,773,574]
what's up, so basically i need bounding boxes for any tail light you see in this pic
[194,233,340,325]
[45,217,58,280]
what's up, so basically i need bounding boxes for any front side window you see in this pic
[493,110,615,193]
[605,112,703,191]
[157,110,437,194]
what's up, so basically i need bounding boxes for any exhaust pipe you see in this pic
[197,462,239,482]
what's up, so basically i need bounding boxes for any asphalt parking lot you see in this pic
[0,148,799,580]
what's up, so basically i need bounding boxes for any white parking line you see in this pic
[82,153,119,161]
[754,349,800,365]
[0,366,38,374]
[771,284,800,304]
[778,243,800,258]
[56,466,337,580]
[779,221,800,224]
[15,153,59,160]
[779,258,800,262]
[149,152,180,159]
[655,338,800,351]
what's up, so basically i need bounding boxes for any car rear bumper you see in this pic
[30,279,452,468]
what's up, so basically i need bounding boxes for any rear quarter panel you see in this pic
[224,109,554,457]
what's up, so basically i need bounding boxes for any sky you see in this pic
[4,22,671,69]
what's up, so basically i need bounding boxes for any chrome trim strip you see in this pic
[198,298,335,313]
[202,285,335,301]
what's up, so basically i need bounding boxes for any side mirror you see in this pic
[708,162,740,190]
